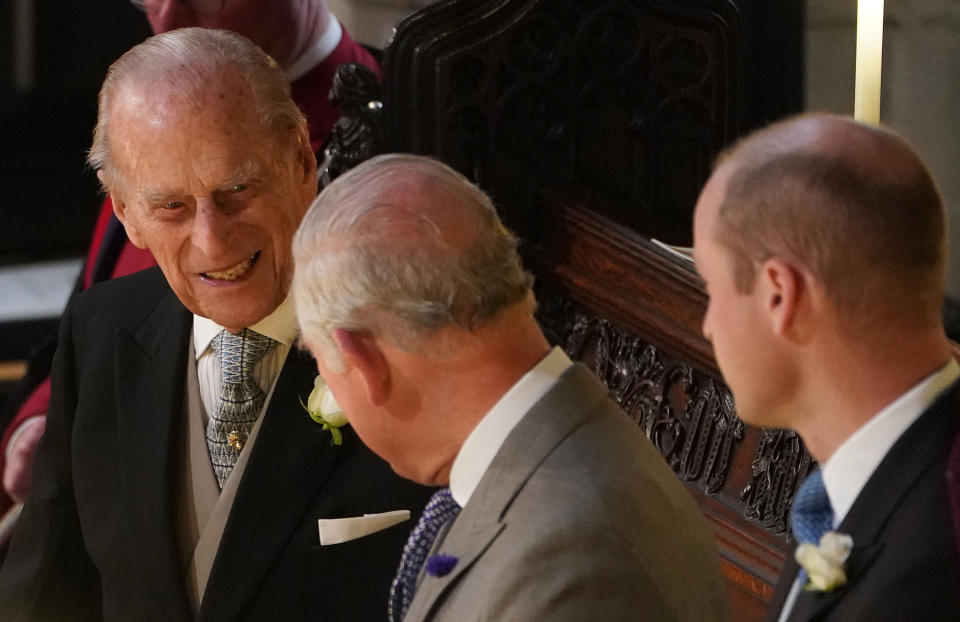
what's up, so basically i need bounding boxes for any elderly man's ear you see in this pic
[99,170,148,250]
[332,328,390,405]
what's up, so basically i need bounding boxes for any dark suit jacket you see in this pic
[0,267,434,621]
[404,364,730,622]
[764,381,960,622]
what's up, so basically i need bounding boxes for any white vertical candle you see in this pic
[854,0,885,124]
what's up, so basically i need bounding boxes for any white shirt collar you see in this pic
[285,18,342,83]
[449,347,573,508]
[822,358,959,526]
[193,295,299,359]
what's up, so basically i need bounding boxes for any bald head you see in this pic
[720,114,929,182]
[709,113,946,332]
[292,154,534,370]
[89,27,306,194]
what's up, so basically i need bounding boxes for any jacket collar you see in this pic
[402,364,608,621]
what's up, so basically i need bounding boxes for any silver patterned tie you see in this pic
[207,328,277,489]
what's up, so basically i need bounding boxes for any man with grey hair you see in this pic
[292,153,730,622]
[0,29,432,621]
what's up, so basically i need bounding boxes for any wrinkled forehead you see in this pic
[112,67,258,126]
[112,78,269,152]
[106,90,281,196]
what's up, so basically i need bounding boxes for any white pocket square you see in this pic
[317,510,411,545]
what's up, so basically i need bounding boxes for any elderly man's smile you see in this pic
[200,250,261,282]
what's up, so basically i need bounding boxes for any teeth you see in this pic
[203,252,259,281]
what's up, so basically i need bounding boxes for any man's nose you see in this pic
[191,198,236,257]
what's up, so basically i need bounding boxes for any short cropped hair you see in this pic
[715,118,946,328]
[88,27,305,193]
[292,154,533,366]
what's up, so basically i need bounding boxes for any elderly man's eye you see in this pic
[165,200,184,210]
[231,184,248,193]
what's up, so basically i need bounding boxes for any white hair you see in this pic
[292,154,534,371]
[88,27,306,193]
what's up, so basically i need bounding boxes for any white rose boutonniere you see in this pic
[301,375,348,446]
[795,531,853,592]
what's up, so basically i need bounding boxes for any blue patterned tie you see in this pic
[207,328,277,489]
[790,469,834,582]
[388,487,461,622]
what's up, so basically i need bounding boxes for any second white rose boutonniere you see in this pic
[795,531,853,592]
[302,375,348,446]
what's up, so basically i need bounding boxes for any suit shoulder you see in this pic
[503,365,703,531]
[69,267,172,326]
[464,412,729,621]
[870,452,959,565]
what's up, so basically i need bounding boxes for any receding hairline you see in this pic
[102,69,291,194]
[108,63,253,126]
[718,113,928,185]
[89,28,305,192]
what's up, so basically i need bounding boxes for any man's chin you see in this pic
[193,298,278,332]
[180,277,284,330]
[216,313,271,333]
[398,461,451,489]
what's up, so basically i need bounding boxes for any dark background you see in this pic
[1,0,152,266]
[0,1,152,407]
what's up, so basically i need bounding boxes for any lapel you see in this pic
[200,346,345,622]
[404,364,607,622]
[115,281,194,621]
[782,381,960,622]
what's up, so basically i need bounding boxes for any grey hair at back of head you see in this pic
[293,154,534,363]
[88,27,305,192]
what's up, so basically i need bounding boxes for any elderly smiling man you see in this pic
[291,154,730,622]
[0,0,380,516]
[0,28,432,622]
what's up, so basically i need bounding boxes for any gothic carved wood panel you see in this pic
[537,290,745,497]
[384,0,744,246]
